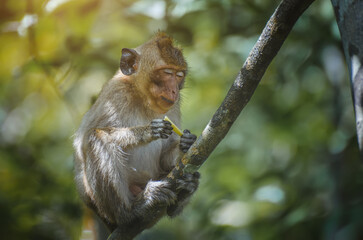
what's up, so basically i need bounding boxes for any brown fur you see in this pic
[155,33,187,68]
[73,33,196,239]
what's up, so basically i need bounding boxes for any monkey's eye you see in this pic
[163,69,174,75]
[176,71,184,78]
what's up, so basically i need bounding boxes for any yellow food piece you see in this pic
[164,116,183,136]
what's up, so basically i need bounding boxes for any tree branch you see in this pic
[168,0,316,181]
[331,0,363,159]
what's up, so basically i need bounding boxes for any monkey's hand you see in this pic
[142,180,177,207]
[180,129,197,153]
[150,119,173,139]
[167,172,200,217]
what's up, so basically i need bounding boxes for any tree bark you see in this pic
[331,0,363,159]
[167,0,316,181]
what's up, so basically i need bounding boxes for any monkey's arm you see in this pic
[91,119,173,150]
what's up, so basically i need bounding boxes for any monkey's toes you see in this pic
[144,181,177,206]
[176,172,200,193]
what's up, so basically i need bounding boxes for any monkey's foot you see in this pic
[176,172,200,194]
[143,180,177,206]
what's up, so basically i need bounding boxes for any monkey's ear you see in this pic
[120,48,139,76]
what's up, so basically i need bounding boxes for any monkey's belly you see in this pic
[127,140,163,180]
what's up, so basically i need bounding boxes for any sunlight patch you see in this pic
[129,1,166,19]
[254,185,285,204]
[17,14,38,37]
[45,0,71,13]
[211,200,252,227]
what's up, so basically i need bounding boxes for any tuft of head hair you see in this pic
[154,32,187,69]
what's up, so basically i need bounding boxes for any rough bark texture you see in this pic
[167,0,316,182]
[331,0,363,159]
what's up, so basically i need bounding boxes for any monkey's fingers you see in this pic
[151,119,165,124]
[160,132,171,139]
[152,132,171,139]
[180,144,192,153]
[181,130,197,139]
[180,140,196,152]
[176,179,199,193]
[151,119,173,139]
[144,181,177,206]
[151,126,173,133]
[151,125,173,132]
[151,119,172,129]
[180,136,197,144]
[180,131,197,152]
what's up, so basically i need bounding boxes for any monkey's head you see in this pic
[120,32,187,114]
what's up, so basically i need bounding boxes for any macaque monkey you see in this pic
[73,32,199,239]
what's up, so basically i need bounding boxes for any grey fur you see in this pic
[73,71,199,239]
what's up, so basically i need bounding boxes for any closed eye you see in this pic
[163,69,173,75]
[176,71,184,78]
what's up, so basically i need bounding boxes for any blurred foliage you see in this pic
[0,0,362,239]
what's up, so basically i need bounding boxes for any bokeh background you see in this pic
[1,0,362,239]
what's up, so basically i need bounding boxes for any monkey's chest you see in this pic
[127,140,163,179]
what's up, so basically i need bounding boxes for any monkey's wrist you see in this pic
[142,126,155,142]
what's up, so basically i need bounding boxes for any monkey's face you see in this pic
[148,66,185,114]
[119,32,188,114]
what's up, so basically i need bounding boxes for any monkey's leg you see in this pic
[109,180,178,240]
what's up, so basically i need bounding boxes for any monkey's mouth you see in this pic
[161,96,175,105]
[150,97,176,114]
